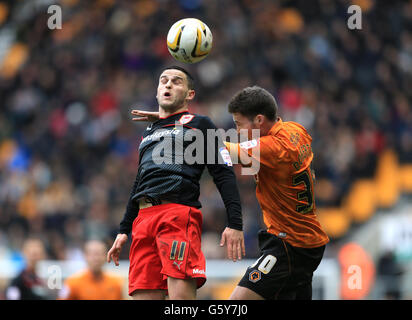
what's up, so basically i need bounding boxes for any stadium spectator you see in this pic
[377,250,404,300]
[59,240,124,300]
[5,237,51,300]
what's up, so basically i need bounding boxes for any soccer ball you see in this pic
[166,18,213,64]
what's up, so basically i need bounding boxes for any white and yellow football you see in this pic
[166,18,213,64]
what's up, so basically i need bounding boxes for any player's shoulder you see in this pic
[282,120,310,136]
[272,120,312,145]
[180,113,217,130]
[258,120,311,153]
[188,113,213,123]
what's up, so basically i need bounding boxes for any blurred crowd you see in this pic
[0,0,412,272]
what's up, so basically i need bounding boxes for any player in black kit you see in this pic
[107,66,245,300]
[5,238,51,300]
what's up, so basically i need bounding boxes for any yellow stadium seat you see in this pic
[0,43,28,79]
[317,149,410,239]
[344,179,376,223]
[375,150,400,208]
[399,165,412,193]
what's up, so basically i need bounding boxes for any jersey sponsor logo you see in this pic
[141,128,181,144]
[219,147,233,166]
[179,114,195,125]
[248,270,261,283]
[137,126,259,174]
[239,139,258,150]
[192,268,205,275]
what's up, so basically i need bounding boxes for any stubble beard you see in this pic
[159,95,186,113]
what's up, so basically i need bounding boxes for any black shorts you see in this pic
[238,230,326,300]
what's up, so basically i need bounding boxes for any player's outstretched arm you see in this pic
[220,227,245,262]
[131,109,160,122]
[107,234,128,266]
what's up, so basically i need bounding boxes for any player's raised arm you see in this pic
[224,141,255,167]
[131,109,160,122]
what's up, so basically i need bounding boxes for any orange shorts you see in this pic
[128,203,206,296]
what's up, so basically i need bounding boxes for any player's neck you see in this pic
[90,269,103,280]
[260,120,277,136]
[159,105,188,118]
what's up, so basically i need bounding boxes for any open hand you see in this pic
[107,234,128,266]
[131,109,160,122]
[220,227,246,262]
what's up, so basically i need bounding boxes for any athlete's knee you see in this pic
[167,277,197,300]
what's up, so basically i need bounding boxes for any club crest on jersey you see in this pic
[249,270,261,283]
[239,139,258,150]
[179,114,194,125]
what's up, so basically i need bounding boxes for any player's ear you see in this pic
[186,89,195,101]
[254,114,264,126]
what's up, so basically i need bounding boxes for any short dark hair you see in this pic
[228,86,278,121]
[161,65,194,90]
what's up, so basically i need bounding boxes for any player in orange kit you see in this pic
[225,86,329,300]
[59,240,124,300]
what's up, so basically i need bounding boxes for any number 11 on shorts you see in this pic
[170,240,186,260]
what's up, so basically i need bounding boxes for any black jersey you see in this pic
[119,111,242,235]
[5,269,51,300]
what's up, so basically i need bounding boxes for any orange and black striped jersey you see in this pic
[225,118,329,248]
